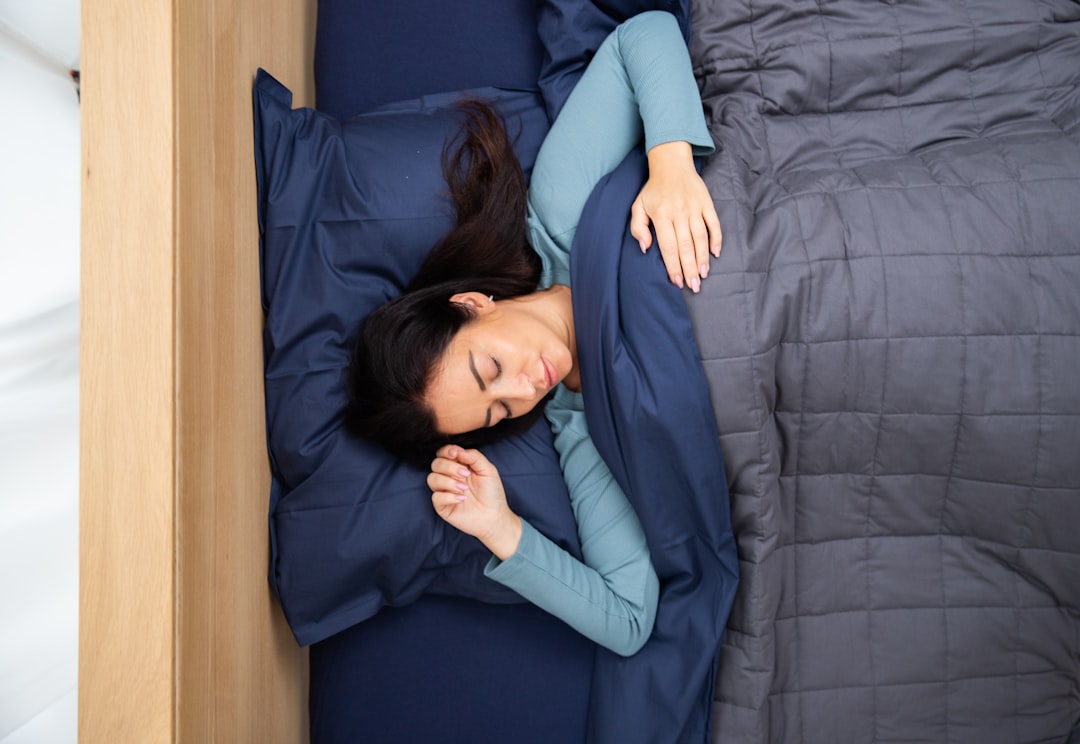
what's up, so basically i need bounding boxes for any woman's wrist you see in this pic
[483,512,524,561]
[646,140,694,174]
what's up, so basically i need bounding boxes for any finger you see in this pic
[653,220,683,288]
[434,444,460,462]
[454,447,498,477]
[432,490,466,506]
[432,491,467,514]
[704,205,723,257]
[430,457,470,480]
[690,217,712,281]
[674,221,701,293]
[629,198,653,252]
[427,472,468,495]
[695,215,712,282]
[435,445,480,478]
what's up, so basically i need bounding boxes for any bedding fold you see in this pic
[571,148,739,744]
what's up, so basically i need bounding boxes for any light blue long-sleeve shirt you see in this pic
[483,11,715,657]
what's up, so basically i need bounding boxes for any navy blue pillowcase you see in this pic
[253,69,583,646]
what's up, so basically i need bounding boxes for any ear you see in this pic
[449,291,494,312]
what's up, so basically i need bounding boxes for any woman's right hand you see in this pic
[428,445,523,560]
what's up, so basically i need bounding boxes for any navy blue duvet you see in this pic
[571,150,739,744]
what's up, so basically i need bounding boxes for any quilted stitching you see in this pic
[689,0,1080,741]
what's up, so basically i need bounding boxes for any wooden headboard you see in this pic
[80,0,313,740]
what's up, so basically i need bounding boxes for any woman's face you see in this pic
[425,292,574,435]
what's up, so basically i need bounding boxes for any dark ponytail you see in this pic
[343,100,544,466]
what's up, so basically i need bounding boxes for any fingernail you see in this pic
[712,245,721,257]
[457,467,469,478]
[455,494,467,502]
[675,275,684,289]
[700,263,709,279]
[456,481,468,492]
[690,277,701,293]
[639,241,647,253]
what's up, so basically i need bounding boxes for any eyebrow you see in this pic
[468,351,493,428]
[468,351,486,391]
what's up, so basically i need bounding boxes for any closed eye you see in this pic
[489,358,513,423]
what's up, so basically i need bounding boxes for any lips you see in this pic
[541,357,557,391]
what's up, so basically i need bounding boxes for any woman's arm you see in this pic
[429,425,659,657]
[528,10,719,291]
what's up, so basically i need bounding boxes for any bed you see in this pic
[256,0,1080,742]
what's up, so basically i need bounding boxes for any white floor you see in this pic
[0,3,81,741]
[1,692,76,744]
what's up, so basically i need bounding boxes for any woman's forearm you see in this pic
[485,516,658,657]
[527,11,713,253]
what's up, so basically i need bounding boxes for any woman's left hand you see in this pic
[428,445,523,560]
[630,140,722,293]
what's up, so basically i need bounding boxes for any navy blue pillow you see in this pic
[315,0,545,119]
[253,70,582,646]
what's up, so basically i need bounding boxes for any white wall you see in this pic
[0,1,80,741]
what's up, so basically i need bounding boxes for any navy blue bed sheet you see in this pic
[310,596,595,744]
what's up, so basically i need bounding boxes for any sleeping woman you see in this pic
[344,11,720,657]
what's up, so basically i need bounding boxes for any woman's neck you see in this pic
[512,284,580,391]
[546,284,580,391]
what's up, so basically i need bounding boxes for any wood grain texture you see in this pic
[174,0,312,742]
[80,0,313,741]
[80,1,177,741]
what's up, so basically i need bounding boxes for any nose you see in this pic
[504,372,537,400]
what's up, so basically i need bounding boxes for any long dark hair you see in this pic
[343,101,544,467]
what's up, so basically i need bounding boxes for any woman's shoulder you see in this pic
[544,384,586,436]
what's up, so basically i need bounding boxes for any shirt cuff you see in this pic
[484,518,542,580]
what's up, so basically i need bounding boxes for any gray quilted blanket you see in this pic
[687,0,1080,741]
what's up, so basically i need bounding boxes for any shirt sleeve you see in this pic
[485,387,660,657]
[527,10,715,288]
